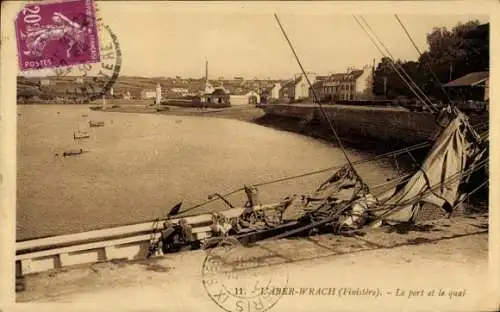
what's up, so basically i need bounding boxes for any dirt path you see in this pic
[17,214,494,311]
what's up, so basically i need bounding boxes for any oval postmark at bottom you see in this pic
[202,242,289,312]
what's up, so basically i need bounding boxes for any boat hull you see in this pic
[15,203,281,276]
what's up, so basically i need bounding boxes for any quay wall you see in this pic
[263,104,440,145]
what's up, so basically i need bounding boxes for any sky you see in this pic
[17,2,488,79]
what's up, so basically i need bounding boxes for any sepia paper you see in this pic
[1,1,499,311]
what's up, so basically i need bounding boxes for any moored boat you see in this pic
[89,120,105,127]
[73,130,90,140]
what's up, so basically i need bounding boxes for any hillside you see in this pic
[17,75,278,103]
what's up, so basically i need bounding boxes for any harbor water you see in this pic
[17,105,399,241]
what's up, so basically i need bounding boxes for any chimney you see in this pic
[205,60,208,82]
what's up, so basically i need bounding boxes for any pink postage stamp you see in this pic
[15,0,100,71]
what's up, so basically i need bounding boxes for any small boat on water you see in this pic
[63,149,84,157]
[54,149,84,157]
[73,130,90,140]
[89,120,105,127]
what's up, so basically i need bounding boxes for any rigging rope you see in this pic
[178,140,432,216]
[254,140,430,188]
[394,14,453,105]
[353,16,428,108]
[263,158,488,242]
[176,14,489,217]
[353,15,436,113]
[360,16,432,106]
[273,13,366,188]
[451,178,488,211]
[372,158,488,219]
[358,16,436,110]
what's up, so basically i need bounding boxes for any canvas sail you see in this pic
[375,112,476,223]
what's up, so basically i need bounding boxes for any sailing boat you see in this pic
[144,14,488,256]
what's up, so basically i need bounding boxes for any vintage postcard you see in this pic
[1,1,499,311]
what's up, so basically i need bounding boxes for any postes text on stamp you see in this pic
[16,0,100,71]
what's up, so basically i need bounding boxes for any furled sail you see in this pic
[375,110,480,223]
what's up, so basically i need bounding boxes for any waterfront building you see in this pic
[123,91,132,100]
[259,89,270,105]
[199,60,230,106]
[201,87,230,105]
[141,89,157,99]
[171,88,189,96]
[279,72,317,103]
[40,79,51,86]
[230,90,260,105]
[443,71,489,102]
[309,65,374,102]
[270,82,281,100]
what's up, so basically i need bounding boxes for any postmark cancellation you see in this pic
[202,243,289,312]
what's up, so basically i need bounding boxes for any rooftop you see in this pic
[443,71,489,87]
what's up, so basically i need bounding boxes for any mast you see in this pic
[274,13,366,187]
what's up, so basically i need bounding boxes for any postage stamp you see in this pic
[15,0,100,71]
[17,0,123,102]
[202,242,289,312]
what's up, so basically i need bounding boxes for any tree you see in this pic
[419,21,485,101]
[373,57,424,99]
[17,85,40,98]
[372,20,488,103]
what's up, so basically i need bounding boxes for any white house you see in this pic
[270,83,281,99]
[171,88,189,96]
[123,91,132,100]
[230,90,260,106]
[295,73,317,99]
[40,79,51,86]
[141,89,157,99]
[354,65,374,99]
[279,73,317,102]
[309,66,374,102]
